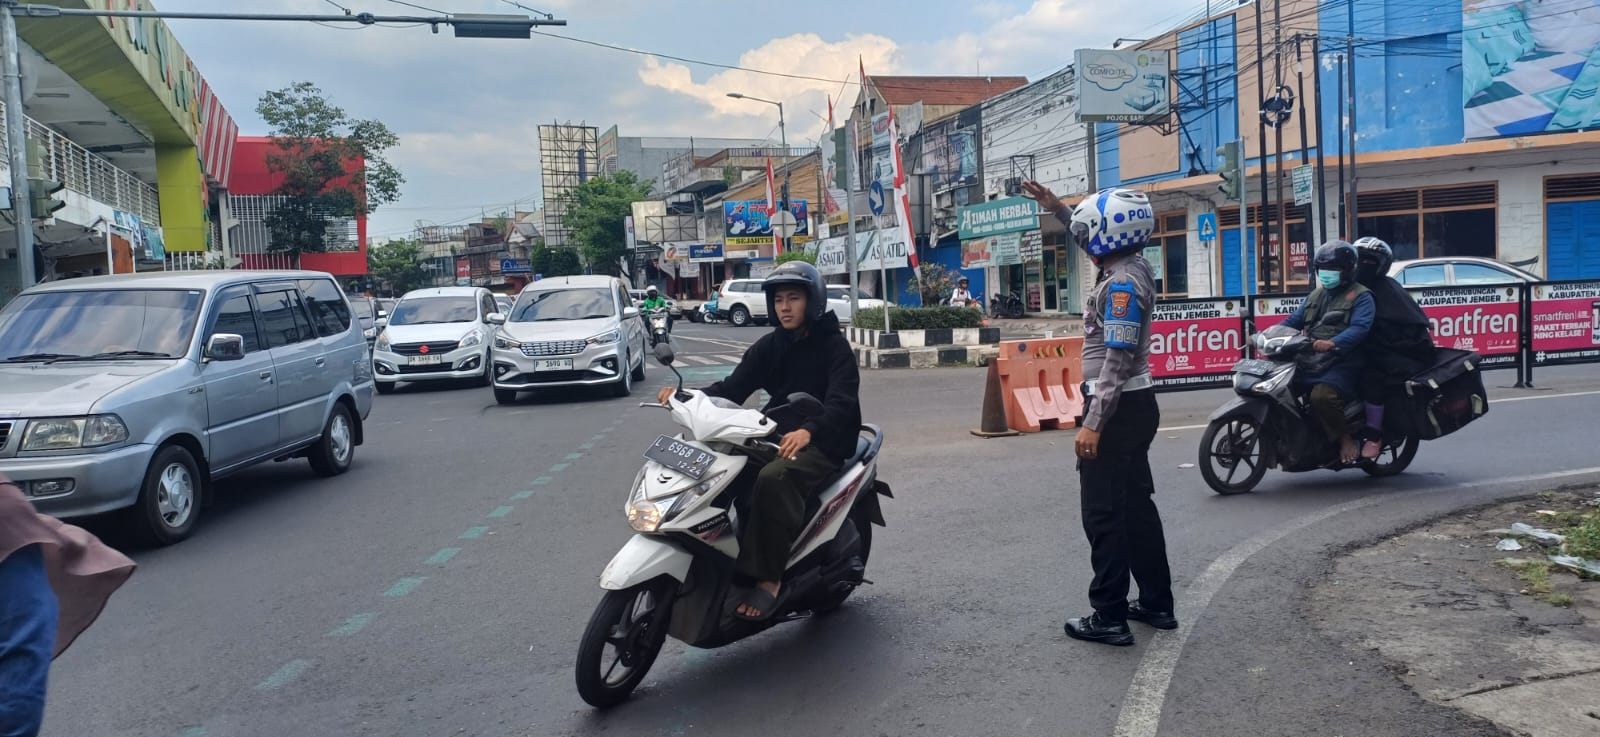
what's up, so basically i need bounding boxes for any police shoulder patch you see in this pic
[1102,279,1142,350]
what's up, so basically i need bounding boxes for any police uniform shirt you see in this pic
[1081,252,1157,432]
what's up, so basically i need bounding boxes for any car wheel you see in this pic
[631,339,647,381]
[730,305,751,327]
[612,348,634,398]
[376,381,396,395]
[494,387,518,405]
[309,403,356,477]
[132,445,201,545]
[474,352,492,387]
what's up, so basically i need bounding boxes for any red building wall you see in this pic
[229,136,369,276]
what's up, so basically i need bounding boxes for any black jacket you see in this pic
[1358,275,1435,360]
[702,311,862,462]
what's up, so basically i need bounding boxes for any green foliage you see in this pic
[533,246,582,278]
[565,170,654,275]
[775,250,816,265]
[257,82,403,257]
[854,305,985,331]
[722,163,739,186]
[366,240,430,296]
[916,262,962,306]
[1565,513,1600,561]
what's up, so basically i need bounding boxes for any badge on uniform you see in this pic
[1103,280,1142,350]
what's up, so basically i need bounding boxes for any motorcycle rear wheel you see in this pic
[1360,433,1419,477]
[575,577,676,708]
[1200,417,1268,494]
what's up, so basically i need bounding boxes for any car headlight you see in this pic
[493,332,522,350]
[375,332,391,351]
[1250,368,1294,394]
[588,329,621,346]
[460,328,485,348]
[22,415,130,451]
[627,498,667,532]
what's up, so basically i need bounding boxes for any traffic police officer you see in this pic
[1023,182,1176,647]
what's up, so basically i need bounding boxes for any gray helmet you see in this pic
[762,261,827,325]
[1352,236,1393,279]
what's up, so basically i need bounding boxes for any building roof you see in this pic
[869,76,1030,106]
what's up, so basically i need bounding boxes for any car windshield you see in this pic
[388,297,479,325]
[511,289,615,322]
[0,289,203,361]
[351,299,378,328]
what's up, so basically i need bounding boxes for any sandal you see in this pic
[732,587,781,622]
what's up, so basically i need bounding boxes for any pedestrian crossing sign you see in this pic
[1198,213,1218,242]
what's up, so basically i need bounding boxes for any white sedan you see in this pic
[826,285,886,323]
[1388,257,1538,286]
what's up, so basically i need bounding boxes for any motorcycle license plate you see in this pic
[643,435,716,480]
[1233,358,1276,376]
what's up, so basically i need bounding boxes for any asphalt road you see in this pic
[42,321,1600,737]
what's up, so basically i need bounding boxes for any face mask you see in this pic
[1317,270,1343,290]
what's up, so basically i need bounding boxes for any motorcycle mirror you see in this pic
[786,392,824,418]
[653,342,676,366]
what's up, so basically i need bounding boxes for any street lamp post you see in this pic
[727,93,790,256]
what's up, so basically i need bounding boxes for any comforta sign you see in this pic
[1411,285,1520,366]
[1531,280,1600,366]
[1149,298,1246,389]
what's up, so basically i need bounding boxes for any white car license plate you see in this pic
[534,359,574,372]
[409,355,444,366]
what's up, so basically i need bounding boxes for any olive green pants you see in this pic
[736,445,841,582]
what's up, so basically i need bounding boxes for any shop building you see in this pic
[227,137,368,278]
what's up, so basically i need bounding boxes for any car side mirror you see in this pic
[204,334,245,362]
[786,392,824,418]
[653,342,675,365]
[487,312,506,325]
[624,306,640,318]
[375,317,388,328]
[376,310,388,319]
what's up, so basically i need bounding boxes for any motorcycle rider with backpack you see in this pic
[1351,237,1435,460]
[1278,241,1377,464]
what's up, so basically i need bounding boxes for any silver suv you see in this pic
[0,271,374,544]
[488,276,647,404]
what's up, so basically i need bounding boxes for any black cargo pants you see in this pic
[736,445,841,583]
[1076,389,1173,620]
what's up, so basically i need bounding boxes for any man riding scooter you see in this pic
[640,286,672,333]
[1278,241,1376,464]
[655,262,861,620]
[1352,237,1435,460]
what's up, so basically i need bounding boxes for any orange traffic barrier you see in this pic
[994,337,1086,433]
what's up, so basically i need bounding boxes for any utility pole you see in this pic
[1254,0,1272,293]
[1335,51,1346,239]
[1272,0,1288,281]
[3,1,35,286]
[1310,35,1329,246]
[1346,30,1359,238]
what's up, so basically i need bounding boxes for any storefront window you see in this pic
[1355,214,1421,262]
[1423,210,1496,259]
[1146,213,1188,297]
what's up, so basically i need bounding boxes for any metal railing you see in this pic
[0,103,162,225]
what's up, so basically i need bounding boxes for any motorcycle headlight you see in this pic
[627,498,668,532]
[22,415,129,451]
[1250,368,1294,394]
[375,332,391,351]
[588,329,621,346]
[460,328,485,348]
[493,332,522,350]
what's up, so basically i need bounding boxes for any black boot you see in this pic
[1127,601,1178,630]
[1064,612,1134,646]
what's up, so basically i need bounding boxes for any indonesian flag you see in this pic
[820,95,842,218]
[888,106,921,275]
[765,156,780,255]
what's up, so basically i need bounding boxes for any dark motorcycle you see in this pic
[647,309,671,347]
[1198,325,1420,494]
[988,292,1024,319]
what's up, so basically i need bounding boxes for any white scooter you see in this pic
[575,344,890,708]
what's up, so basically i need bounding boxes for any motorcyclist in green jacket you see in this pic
[640,286,672,333]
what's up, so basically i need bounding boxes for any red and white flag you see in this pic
[887,107,921,275]
[765,156,780,255]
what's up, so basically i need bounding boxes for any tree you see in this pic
[775,250,816,265]
[367,240,430,296]
[257,81,404,258]
[564,170,653,275]
[917,262,959,306]
[532,245,582,278]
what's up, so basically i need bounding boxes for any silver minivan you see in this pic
[488,276,647,404]
[0,270,375,544]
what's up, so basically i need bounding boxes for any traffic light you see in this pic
[1216,142,1242,202]
[27,178,65,220]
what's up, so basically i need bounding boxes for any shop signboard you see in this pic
[812,236,850,275]
[1150,297,1246,389]
[1074,48,1171,123]
[1018,230,1043,263]
[688,243,724,264]
[1531,280,1600,366]
[724,200,810,247]
[957,197,1039,240]
[500,258,532,274]
[1252,294,1307,332]
[857,227,910,270]
[1411,285,1521,366]
[960,237,993,269]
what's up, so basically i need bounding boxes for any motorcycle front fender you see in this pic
[599,535,693,591]
[1207,394,1271,425]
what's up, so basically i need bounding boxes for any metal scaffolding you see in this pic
[537,123,598,249]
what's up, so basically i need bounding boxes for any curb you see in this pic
[854,344,999,369]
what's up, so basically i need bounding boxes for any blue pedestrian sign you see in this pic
[1197,213,1218,242]
[868,180,886,216]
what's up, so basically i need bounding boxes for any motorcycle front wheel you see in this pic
[1360,432,1419,477]
[1199,417,1268,494]
[575,577,676,708]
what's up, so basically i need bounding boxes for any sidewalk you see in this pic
[987,315,1084,338]
[1312,488,1600,737]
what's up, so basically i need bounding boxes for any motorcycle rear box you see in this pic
[1402,349,1489,440]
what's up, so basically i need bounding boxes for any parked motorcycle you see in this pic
[1197,325,1420,494]
[988,292,1025,319]
[647,308,671,347]
[575,344,891,708]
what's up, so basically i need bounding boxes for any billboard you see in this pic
[1253,286,1521,366]
[1531,280,1600,365]
[1463,0,1600,139]
[1150,298,1246,389]
[957,196,1039,240]
[1074,49,1171,123]
[688,243,724,264]
[724,200,810,247]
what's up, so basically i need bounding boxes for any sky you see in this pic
[158,0,1216,243]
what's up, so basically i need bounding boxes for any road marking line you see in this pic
[564,452,583,461]
[459,526,488,540]
[328,613,374,638]
[590,434,605,442]
[1113,463,1600,737]
[425,547,460,566]
[579,442,594,450]
[511,490,535,500]
[179,728,208,737]
[1154,388,1600,434]
[383,577,426,597]
[256,659,313,691]
[1157,423,1208,433]
[716,354,741,363]
[549,463,570,472]
[487,506,513,518]
[531,476,552,485]
[680,355,715,365]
